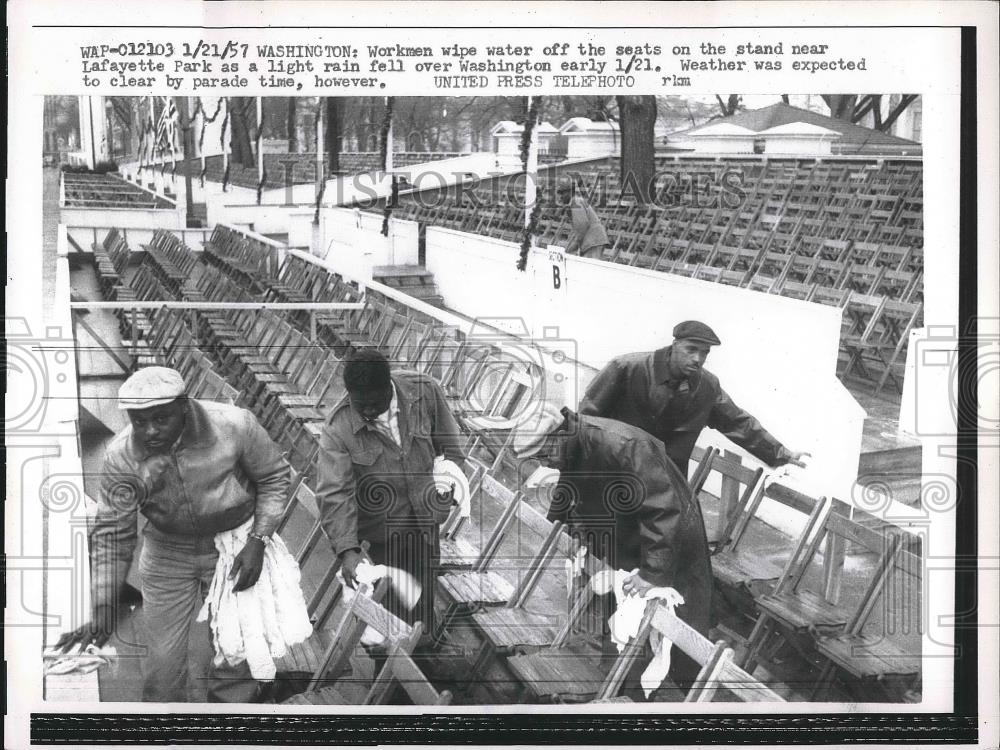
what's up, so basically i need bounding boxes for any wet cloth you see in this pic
[196,519,312,681]
[335,561,422,646]
[597,568,686,699]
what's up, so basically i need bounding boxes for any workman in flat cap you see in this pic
[579,320,808,479]
[54,366,291,703]
[501,405,713,698]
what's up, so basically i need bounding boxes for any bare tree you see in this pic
[713,94,743,118]
[825,94,919,133]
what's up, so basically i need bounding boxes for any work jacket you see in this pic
[91,399,291,610]
[565,198,609,255]
[315,370,466,556]
[578,346,789,478]
[550,414,713,635]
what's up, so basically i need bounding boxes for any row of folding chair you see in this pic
[140,229,199,296]
[739,501,920,701]
[91,228,131,299]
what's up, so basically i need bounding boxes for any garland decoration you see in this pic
[379,97,394,171]
[197,98,224,187]
[314,178,326,225]
[379,97,396,236]
[254,99,267,204]
[220,98,230,192]
[517,200,542,272]
[382,175,398,237]
[516,96,542,272]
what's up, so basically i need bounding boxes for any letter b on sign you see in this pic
[547,247,566,292]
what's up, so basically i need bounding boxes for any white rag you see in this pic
[595,568,686,699]
[525,465,561,489]
[433,456,471,518]
[196,518,313,681]
[44,644,118,676]
[335,561,422,646]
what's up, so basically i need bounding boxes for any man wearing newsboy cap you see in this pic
[54,367,291,703]
[579,321,808,479]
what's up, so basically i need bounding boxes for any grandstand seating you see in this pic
[62,172,174,209]
[81,223,922,704]
[362,155,923,395]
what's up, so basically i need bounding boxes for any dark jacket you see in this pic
[548,414,712,635]
[578,347,788,478]
[92,399,291,610]
[315,370,466,556]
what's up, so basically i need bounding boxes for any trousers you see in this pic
[138,526,258,703]
[364,517,439,637]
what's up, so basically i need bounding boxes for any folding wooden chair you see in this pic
[740,506,904,678]
[711,482,828,609]
[503,562,620,703]
[689,449,764,547]
[434,475,527,637]
[283,580,441,705]
[812,540,919,701]
[648,603,785,703]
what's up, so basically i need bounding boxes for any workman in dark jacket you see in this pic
[579,320,808,479]
[511,405,712,696]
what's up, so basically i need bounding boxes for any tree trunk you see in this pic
[324,97,343,174]
[616,95,657,204]
[175,96,196,227]
[229,97,256,167]
[286,97,298,153]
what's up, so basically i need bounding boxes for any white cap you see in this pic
[117,366,186,410]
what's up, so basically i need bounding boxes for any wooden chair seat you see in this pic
[757,588,848,631]
[711,550,784,591]
[273,627,335,677]
[438,571,515,606]
[278,393,323,407]
[506,647,607,699]
[470,608,562,648]
[282,681,369,705]
[816,633,920,679]
[591,695,634,703]
[438,537,479,570]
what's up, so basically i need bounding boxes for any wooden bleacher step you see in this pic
[372,265,445,308]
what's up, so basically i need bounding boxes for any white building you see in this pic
[558,117,621,159]
[758,122,841,156]
[491,121,558,156]
[672,122,757,154]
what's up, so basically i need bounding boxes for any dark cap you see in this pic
[672,320,721,346]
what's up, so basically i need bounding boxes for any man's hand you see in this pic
[622,572,656,599]
[781,449,811,469]
[339,548,364,589]
[230,538,266,592]
[53,604,117,653]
